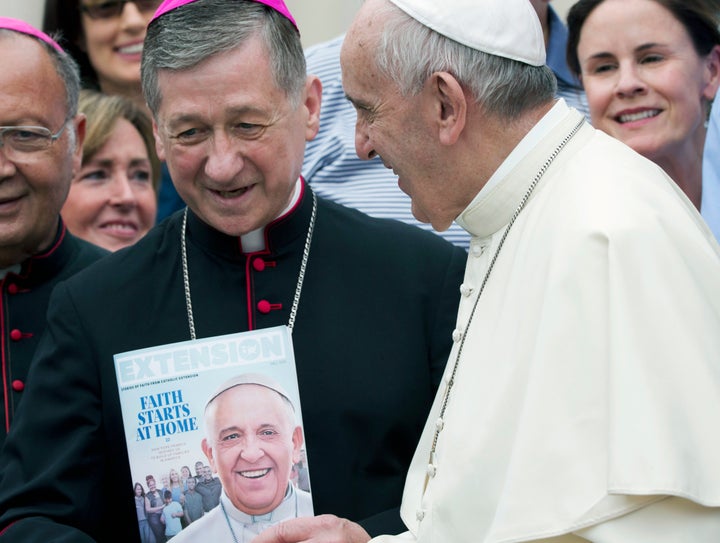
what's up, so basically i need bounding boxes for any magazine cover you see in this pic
[114,325,313,542]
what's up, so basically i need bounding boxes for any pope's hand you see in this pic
[253,514,371,543]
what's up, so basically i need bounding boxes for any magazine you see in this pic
[114,325,313,541]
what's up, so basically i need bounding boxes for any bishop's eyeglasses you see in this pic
[0,123,69,161]
[79,0,163,20]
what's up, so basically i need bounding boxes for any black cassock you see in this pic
[0,183,466,542]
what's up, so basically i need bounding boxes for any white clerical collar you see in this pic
[0,264,21,279]
[240,177,303,253]
[456,99,569,229]
[220,483,299,526]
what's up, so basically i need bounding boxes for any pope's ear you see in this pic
[431,71,467,146]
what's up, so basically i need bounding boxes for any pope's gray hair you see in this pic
[373,2,557,119]
[141,0,306,117]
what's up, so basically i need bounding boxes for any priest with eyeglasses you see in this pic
[0,18,107,449]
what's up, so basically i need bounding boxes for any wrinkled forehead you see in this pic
[0,29,62,76]
[205,383,297,431]
[209,382,292,411]
[341,1,391,84]
[344,0,385,53]
[152,38,275,116]
[2,32,58,69]
[1,34,68,109]
[0,30,50,61]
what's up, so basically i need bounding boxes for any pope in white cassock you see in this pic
[255,0,720,542]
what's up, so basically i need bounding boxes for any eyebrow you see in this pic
[585,42,665,63]
[634,42,665,52]
[0,118,53,128]
[218,421,282,434]
[164,105,271,129]
[129,159,152,168]
[85,158,151,168]
[344,93,371,111]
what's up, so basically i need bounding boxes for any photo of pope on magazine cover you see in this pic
[114,325,313,542]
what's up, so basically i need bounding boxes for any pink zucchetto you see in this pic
[0,17,64,53]
[151,0,297,29]
[388,0,546,66]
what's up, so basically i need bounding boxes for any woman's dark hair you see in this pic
[43,0,101,89]
[567,0,720,77]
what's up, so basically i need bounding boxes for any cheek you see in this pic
[167,151,202,186]
[583,82,612,121]
[82,20,112,54]
[136,188,158,225]
[264,138,301,177]
[584,79,610,110]
[61,186,98,228]
[212,453,229,475]
[275,443,295,469]
[669,69,707,112]
[43,173,73,214]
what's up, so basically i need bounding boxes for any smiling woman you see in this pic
[61,89,159,252]
[567,0,720,225]
[42,0,161,108]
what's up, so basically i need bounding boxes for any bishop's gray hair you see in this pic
[141,0,306,116]
[374,2,557,120]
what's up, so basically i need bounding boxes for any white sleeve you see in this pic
[370,531,417,542]
[574,497,720,542]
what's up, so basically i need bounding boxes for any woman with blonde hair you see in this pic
[61,89,159,251]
